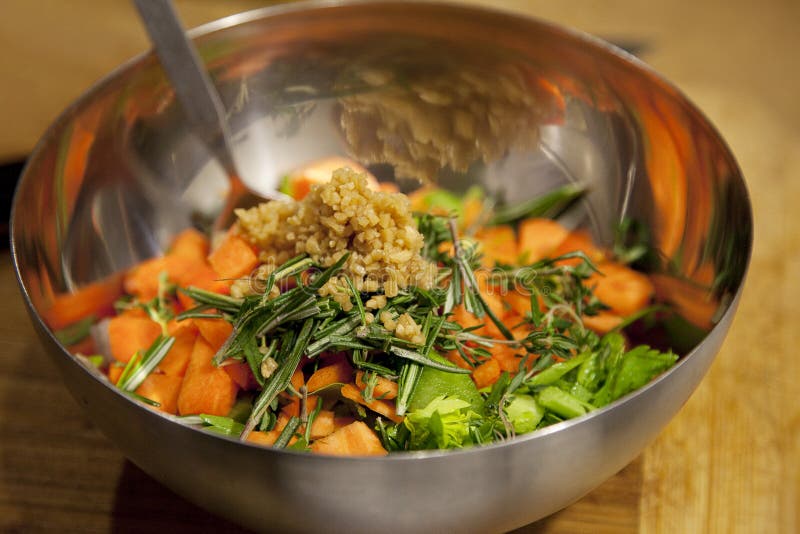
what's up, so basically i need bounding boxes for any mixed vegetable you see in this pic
[52,163,678,456]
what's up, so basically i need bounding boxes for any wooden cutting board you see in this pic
[1,1,798,532]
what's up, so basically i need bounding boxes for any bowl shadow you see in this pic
[111,461,252,533]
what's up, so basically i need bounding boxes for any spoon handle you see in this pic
[132,0,238,175]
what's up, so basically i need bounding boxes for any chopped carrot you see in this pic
[444,350,473,370]
[552,229,606,267]
[582,311,624,334]
[472,358,501,389]
[651,274,717,330]
[310,421,388,456]
[123,254,198,301]
[194,317,233,352]
[504,291,533,319]
[588,262,655,316]
[340,383,403,423]
[246,430,280,447]
[334,416,356,429]
[355,370,398,400]
[119,306,148,319]
[42,275,123,330]
[290,368,305,392]
[107,315,162,363]
[306,360,353,393]
[517,218,570,263]
[461,196,484,229]
[158,321,197,377]
[491,344,528,373]
[309,410,336,439]
[476,225,518,266]
[123,256,168,300]
[135,373,183,414]
[68,336,96,356]
[246,426,298,447]
[222,361,259,390]
[272,413,291,433]
[108,363,124,385]
[169,228,210,262]
[173,262,230,296]
[478,290,506,338]
[377,182,399,194]
[450,304,483,333]
[208,232,259,281]
[176,337,238,416]
[279,368,306,401]
[281,396,320,418]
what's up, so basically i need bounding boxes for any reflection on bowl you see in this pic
[11,1,751,532]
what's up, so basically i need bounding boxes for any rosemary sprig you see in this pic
[240,318,316,440]
[117,335,176,392]
[274,416,302,448]
[489,183,585,225]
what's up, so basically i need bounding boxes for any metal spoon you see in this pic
[132,0,284,231]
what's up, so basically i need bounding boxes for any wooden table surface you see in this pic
[2,1,798,532]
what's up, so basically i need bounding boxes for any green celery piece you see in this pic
[568,381,594,403]
[423,189,464,214]
[527,351,592,387]
[593,346,678,407]
[504,394,544,434]
[199,414,245,436]
[405,395,475,450]
[576,352,604,392]
[407,353,482,412]
[662,312,709,354]
[489,183,585,225]
[277,174,293,196]
[286,437,310,452]
[537,386,595,419]
[227,396,253,424]
[54,315,95,346]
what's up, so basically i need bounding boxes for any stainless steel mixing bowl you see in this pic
[11,2,752,532]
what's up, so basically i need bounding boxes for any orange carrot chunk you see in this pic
[246,430,280,447]
[208,232,259,281]
[472,358,501,389]
[194,317,234,352]
[476,225,518,266]
[222,361,260,390]
[135,373,183,414]
[176,337,238,416]
[123,254,197,301]
[310,421,388,456]
[42,275,123,331]
[309,410,336,440]
[582,311,624,334]
[306,360,354,393]
[108,363,124,385]
[340,383,403,423]
[491,344,528,373]
[589,262,655,317]
[517,218,570,263]
[108,315,163,364]
[169,228,210,262]
[552,229,606,267]
[158,321,198,377]
[355,370,398,400]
